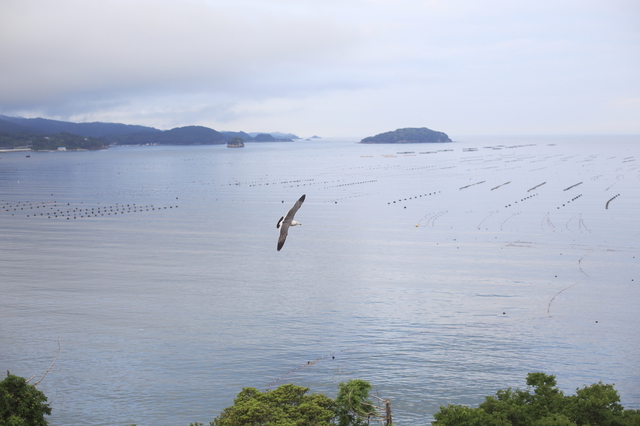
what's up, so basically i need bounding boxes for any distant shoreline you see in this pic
[0,148,31,153]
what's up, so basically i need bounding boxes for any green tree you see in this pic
[0,374,51,426]
[211,383,336,426]
[568,381,626,426]
[335,380,377,426]
[433,372,640,426]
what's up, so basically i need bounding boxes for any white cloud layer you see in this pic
[1,0,639,136]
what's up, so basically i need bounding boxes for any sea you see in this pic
[1,135,639,425]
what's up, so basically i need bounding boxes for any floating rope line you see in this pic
[541,213,554,231]
[563,182,583,191]
[477,211,498,230]
[528,182,546,192]
[490,181,511,191]
[500,211,521,231]
[578,214,591,233]
[605,194,620,209]
[417,211,448,227]
[459,181,485,190]
[547,282,580,317]
[578,251,593,277]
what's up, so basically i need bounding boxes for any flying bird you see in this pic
[277,194,306,251]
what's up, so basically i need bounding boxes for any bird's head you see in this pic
[291,220,302,226]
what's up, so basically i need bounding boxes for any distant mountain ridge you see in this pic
[0,115,301,149]
[0,115,159,137]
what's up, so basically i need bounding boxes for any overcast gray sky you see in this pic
[1,0,639,137]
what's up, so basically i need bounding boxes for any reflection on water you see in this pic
[1,137,639,425]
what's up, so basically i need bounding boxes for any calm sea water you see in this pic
[1,136,639,425]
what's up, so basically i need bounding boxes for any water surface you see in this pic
[1,136,638,425]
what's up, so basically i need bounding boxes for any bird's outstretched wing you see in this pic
[277,225,289,251]
[285,194,305,222]
[277,194,305,251]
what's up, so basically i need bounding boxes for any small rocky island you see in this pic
[360,127,451,144]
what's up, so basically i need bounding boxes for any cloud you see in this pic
[0,0,360,108]
[1,0,638,136]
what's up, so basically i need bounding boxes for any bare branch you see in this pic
[344,386,391,424]
[30,338,60,386]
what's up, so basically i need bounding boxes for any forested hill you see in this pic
[0,115,159,138]
[0,115,300,149]
[361,127,452,143]
[108,126,226,145]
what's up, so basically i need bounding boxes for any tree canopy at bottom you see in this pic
[433,372,640,426]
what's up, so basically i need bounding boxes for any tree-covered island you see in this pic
[361,127,452,144]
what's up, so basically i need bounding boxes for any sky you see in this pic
[1,0,639,138]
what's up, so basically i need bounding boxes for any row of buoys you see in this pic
[327,192,375,204]
[2,200,59,215]
[247,178,315,187]
[557,194,582,209]
[16,202,178,219]
[388,191,441,205]
[322,179,377,190]
[505,193,538,208]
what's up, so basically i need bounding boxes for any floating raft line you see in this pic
[490,181,511,191]
[563,182,583,191]
[605,194,620,209]
[459,181,485,190]
[528,182,546,192]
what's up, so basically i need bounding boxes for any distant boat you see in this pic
[227,138,245,148]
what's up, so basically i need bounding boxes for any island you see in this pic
[360,127,451,144]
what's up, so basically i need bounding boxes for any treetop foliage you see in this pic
[0,374,51,426]
[433,372,640,426]
[211,383,336,426]
[335,380,377,426]
[207,379,390,426]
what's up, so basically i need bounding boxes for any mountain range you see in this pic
[0,115,300,150]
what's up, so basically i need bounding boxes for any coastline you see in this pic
[0,148,31,153]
